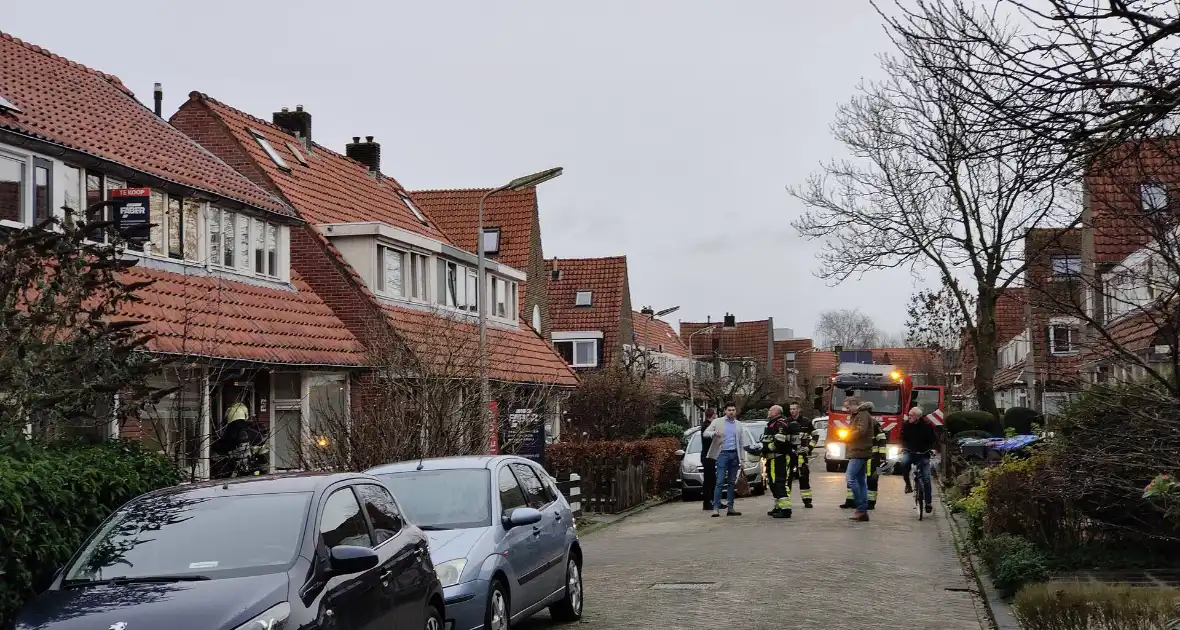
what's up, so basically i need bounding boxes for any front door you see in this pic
[317,486,391,630]
[497,465,545,613]
[510,462,566,600]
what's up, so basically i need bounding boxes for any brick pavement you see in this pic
[520,469,988,630]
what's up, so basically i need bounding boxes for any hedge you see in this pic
[643,422,686,440]
[1014,583,1180,630]
[945,410,1002,436]
[545,438,681,494]
[0,440,181,627]
[1003,406,1041,435]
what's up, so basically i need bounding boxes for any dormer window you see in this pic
[249,128,289,171]
[575,291,592,307]
[1051,255,1081,277]
[482,228,501,255]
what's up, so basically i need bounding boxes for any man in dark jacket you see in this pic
[700,408,718,510]
[900,406,939,513]
[844,396,875,522]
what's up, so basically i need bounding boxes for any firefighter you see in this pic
[760,404,796,518]
[786,402,814,508]
[866,417,888,509]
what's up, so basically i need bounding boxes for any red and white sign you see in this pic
[925,408,945,426]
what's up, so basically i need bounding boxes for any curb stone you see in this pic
[944,505,1021,630]
[575,493,676,538]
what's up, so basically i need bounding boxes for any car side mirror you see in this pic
[501,507,543,529]
[31,567,60,594]
[674,449,686,459]
[328,545,379,576]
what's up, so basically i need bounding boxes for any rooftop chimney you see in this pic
[272,105,312,143]
[346,136,381,173]
[640,306,654,316]
[153,83,163,117]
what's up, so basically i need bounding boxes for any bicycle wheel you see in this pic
[915,473,924,520]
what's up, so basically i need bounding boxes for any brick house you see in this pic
[629,307,693,394]
[544,256,633,370]
[773,337,814,400]
[960,288,1030,410]
[169,94,577,446]
[0,32,369,477]
[680,317,777,413]
[411,188,552,337]
[1024,228,1085,413]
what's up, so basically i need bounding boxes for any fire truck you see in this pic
[813,362,945,473]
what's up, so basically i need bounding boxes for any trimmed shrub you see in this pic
[979,534,1050,595]
[655,395,689,428]
[955,429,994,440]
[0,440,181,627]
[945,410,1002,437]
[1014,583,1180,630]
[1004,406,1041,435]
[546,438,682,494]
[644,422,686,440]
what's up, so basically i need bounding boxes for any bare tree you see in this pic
[905,280,973,353]
[876,330,909,348]
[564,365,658,441]
[814,308,882,349]
[299,310,564,472]
[672,361,781,419]
[789,6,1080,416]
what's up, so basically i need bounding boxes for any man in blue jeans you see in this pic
[843,396,875,522]
[703,403,753,517]
[899,406,938,513]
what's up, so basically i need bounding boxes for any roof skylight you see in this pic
[248,128,289,171]
[401,194,428,225]
[286,141,308,166]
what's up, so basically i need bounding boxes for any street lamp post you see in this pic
[686,325,717,427]
[478,167,563,454]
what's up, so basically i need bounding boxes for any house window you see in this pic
[409,252,428,301]
[465,269,478,312]
[482,228,501,255]
[555,340,598,368]
[0,154,23,223]
[401,194,427,225]
[250,128,289,171]
[208,208,253,270]
[1051,255,1080,277]
[377,246,405,297]
[1142,182,1168,213]
[251,217,282,278]
[286,142,308,166]
[532,304,541,331]
[786,352,797,362]
[33,158,51,224]
[436,259,463,308]
[492,277,506,318]
[1049,325,1075,355]
[575,291,592,306]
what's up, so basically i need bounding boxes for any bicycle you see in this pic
[905,449,933,521]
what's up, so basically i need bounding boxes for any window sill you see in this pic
[1049,351,1078,357]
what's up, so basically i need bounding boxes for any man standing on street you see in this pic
[704,403,751,517]
[787,402,815,509]
[844,395,874,522]
[760,405,794,518]
[700,407,718,510]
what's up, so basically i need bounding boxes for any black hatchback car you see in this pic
[14,472,445,630]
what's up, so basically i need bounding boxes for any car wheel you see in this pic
[549,555,584,622]
[425,603,443,630]
[485,580,510,630]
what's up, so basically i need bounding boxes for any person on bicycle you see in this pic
[900,406,938,514]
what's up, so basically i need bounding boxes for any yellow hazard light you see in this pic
[837,428,850,440]
[890,370,902,381]
[315,436,330,448]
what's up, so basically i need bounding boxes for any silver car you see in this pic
[676,424,765,500]
[368,456,582,630]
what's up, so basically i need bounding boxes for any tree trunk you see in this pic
[973,287,1001,419]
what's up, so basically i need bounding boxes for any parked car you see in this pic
[812,416,829,450]
[367,456,583,630]
[14,472,445,630]
[676,424,765,500]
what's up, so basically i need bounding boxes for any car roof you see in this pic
[365,455,528,476]
[139,471,369,500]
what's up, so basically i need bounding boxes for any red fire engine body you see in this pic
[816,362,945,473]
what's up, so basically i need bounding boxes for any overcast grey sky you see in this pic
[7,0,929,339]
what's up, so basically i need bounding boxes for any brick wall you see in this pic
[171,97,278,195]
[526,198,551,338]
[1025,228,1084,392]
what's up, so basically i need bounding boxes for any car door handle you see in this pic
[531,525,542,537]
[555,512,563,522]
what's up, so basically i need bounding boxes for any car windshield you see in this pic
[831,387,902,414]
[686,432,702,454]
[375,469,491,530]
[63,491,311,582]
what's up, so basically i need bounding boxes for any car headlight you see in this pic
[827,443,844,459]
[836,428,849,440]
[886,445,900,460]
[435,558,467,587]
[695,466,704,472]
[235,602,290,630]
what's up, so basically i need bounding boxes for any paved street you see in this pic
[521,470,987,630]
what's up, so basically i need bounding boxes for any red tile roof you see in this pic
[632,312,689,357]
[681,319,773,369]
[177,93,451,240]
[994,359,1028,390]
[1082,309,1169,366]
[120,266,365,366]
[1085,140,1180,263]
[411,189,537,272]
[0,33,291,217]
[377,305,577,386]
[547,256,630,363]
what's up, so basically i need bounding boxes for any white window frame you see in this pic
[408,252,429,302]
[1048,323,1077,356]
[575,291,592,307]
[487,274,518,322]
[249,128,290,171]
[377,245,407,298]
[482,228,501,255]
[1050,255,1081,277]
[400,194,428,225]
[554,338,599,368]
[1142,182,1168,213]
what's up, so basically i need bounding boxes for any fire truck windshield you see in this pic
[831,387,901,414]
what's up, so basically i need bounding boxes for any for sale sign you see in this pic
[110,188,151,243]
